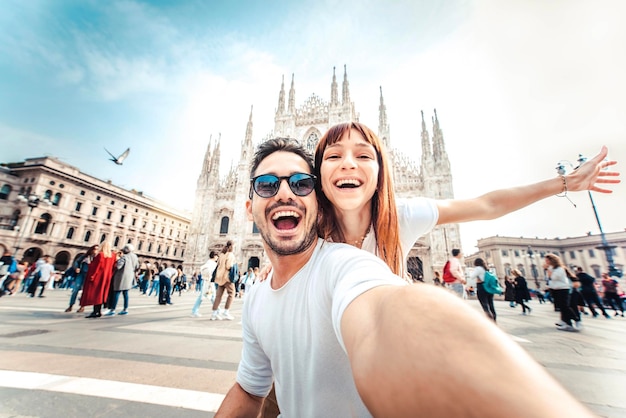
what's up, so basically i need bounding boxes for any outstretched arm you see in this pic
[215,383,264,417]
[342,284,593,417]
[436,145,620,225]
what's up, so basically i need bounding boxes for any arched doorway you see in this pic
[23,247,43,265]
[55,251,71,272]
[407,256,423,282]
[248,256,260,269]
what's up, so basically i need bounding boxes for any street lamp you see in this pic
[13,193,51,257]
[527,246,540,289]
[556,156,622,278]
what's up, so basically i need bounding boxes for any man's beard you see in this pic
[260,223,318,256]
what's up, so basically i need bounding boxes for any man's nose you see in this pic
[274,178,293,200]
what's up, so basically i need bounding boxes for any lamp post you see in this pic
[557,156,622,278]
[527,246,540,289]
[13,193,51,258]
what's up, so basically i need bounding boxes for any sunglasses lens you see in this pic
[252,173,315,198]
[254,175,279,198]
[289,173,315,196]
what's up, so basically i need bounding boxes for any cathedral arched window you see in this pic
[0,184,11,200]
[306,132,319,153]
[66,227,75,240]
[84,230,92,242]
[114,236,120,248]
[100,234,107,243]
[52,192,62,206]
[44,190,52,200]
[34,213,51,234]
[220,217,229,234]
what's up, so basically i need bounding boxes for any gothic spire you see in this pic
[200,134,213,178]
[212,133,221,180]
[244,105,253,146]
[288,73,296,114]
[420,110,431,162]
[378,86,388,135]
[431,109,446,159]
[342,64,350,105]
[276,75,285,116]
[330,66,339,106]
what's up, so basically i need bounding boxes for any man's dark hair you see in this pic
[452,249,461,257]
[209,250,217,259]
[250,137,314,181]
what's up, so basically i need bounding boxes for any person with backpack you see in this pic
[0,250,18,296]
[470,258,498,322]
[443,249,466,298]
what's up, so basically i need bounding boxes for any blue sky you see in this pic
[1,0,624,253]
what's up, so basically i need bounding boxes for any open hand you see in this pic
[569,146,620,193]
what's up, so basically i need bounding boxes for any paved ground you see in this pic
[0,287,625,417]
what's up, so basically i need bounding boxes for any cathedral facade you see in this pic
[183,66,461,282]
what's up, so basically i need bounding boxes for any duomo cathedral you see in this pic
[183,66,461,280]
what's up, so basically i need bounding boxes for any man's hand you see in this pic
[257,263,272,283]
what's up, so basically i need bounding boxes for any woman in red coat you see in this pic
[81,242,116,318]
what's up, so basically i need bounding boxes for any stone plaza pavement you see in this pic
[0,287,625,417]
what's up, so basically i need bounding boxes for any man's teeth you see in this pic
[335,179,361,187]
[272,211,300,220]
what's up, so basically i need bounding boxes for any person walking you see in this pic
[65,245,99,313]
[544,253,578,332]
[81,242,116,318]
[511,269,532,315]
[28,255,54,298]
[601,272,624,317]
[191,251,219,317]
[445,249,466,298]
[148,268,160,297]
[105,244,139,316]
[470,258,497,321]
[504,276,516,308]
[576,267,610,319]
[240,267,255,298]
[211,240,237,321]
[159,265,177,305]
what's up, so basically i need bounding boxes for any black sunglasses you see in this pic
[249,173,317,198]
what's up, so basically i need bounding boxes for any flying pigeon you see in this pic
[105,147,130,165]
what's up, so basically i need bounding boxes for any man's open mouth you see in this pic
[272,210,301,230]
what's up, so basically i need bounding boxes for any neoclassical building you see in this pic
[184,66,461,280]
[464,231,626,289]
[0,157,190,271]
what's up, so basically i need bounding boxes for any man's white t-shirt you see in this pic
[237,238,407,417]
[36,262,55,283]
